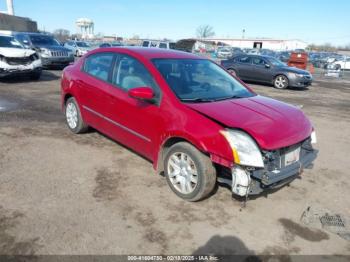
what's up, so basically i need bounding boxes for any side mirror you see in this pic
[128,87,155,101]
[265,64,271,68]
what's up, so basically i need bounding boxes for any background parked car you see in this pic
[276,51,291,63]
[14,32,74,68]
[216,47,232,58]
[221,54,312,89]
[327,57,350,70]
[141,40,176,49]
[0,34,42,79]
[64,40,92,57]
[99,42,124,48]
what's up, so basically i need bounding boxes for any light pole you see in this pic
[6,0,14,15]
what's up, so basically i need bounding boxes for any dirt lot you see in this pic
[0,70,350,256]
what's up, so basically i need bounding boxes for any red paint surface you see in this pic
[61,47,313,169]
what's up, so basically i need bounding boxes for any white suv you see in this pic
[328,57,350,70]
[142,40,175,49]
[0,34,42,79]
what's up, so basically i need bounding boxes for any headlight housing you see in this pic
[292,73,305,78]
[40,48,51,57]
[220,129,264,168]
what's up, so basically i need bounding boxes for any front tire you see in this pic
[164,142,216,202]
[65,97,88,134]
[228,68,237,76]
[274,75,289,89]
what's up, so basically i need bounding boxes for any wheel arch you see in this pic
[155,136,209,174]
[273,73,289,87]
[273,73,288,80]
[64,93,74,105]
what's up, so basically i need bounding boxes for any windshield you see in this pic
[268,57,286,67]
[76,42,90,47]
[29,35,60,46]
[153,59,254,102]
[0,36,23,49]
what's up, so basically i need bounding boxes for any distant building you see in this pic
[102,36,117,42]
[0,13,37,32]
[204,38,308,51]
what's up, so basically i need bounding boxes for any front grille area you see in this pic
[5,56,32,66]
[262,139,312,171]
[50,51,68,57]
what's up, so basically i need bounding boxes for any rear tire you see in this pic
[164,142,216,202]
[274,75,289,89]
[228,68,237,76]
[65,97,88,134]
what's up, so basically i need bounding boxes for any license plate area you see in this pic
[284,147,301,166]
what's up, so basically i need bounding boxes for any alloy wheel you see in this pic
[66,102,78,129]
[167,152,198,194]
[275,75,288,89]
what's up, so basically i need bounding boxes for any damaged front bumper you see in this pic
[41,56,74,67]
[0,60,42,78]
[218,138,318,196]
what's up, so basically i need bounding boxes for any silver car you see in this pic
[64,40,92,57]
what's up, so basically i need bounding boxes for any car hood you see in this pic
[0,47,36,57]
[280,66,309,75]
[34,45,70,52]
[78,47,91,51]
[186,95,312,150]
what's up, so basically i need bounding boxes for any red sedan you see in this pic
[61,47,317,201]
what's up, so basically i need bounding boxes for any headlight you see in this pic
[40,48,51,57]
[311,130,317,144]
[292,73,305,78]
[220,129,264,168]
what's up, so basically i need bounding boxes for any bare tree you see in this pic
[53,29,70,42]
[307,43,338,52]
[196,25,215,39]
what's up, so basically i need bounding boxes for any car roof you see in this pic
[237,54,273,59]
[95,47,203,60]
[14,32,53,36]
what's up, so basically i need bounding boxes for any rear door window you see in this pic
[238,56,252,64]
[83,53,115,82]
[252,57,267,66]
[142,41,150,47]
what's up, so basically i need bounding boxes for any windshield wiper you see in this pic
[211,95,244,101]
[180,98,214,103]
[181,95,244,103]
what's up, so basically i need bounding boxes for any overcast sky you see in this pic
[1,0,349,45]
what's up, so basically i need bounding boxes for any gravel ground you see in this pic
[0,70,350,256]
